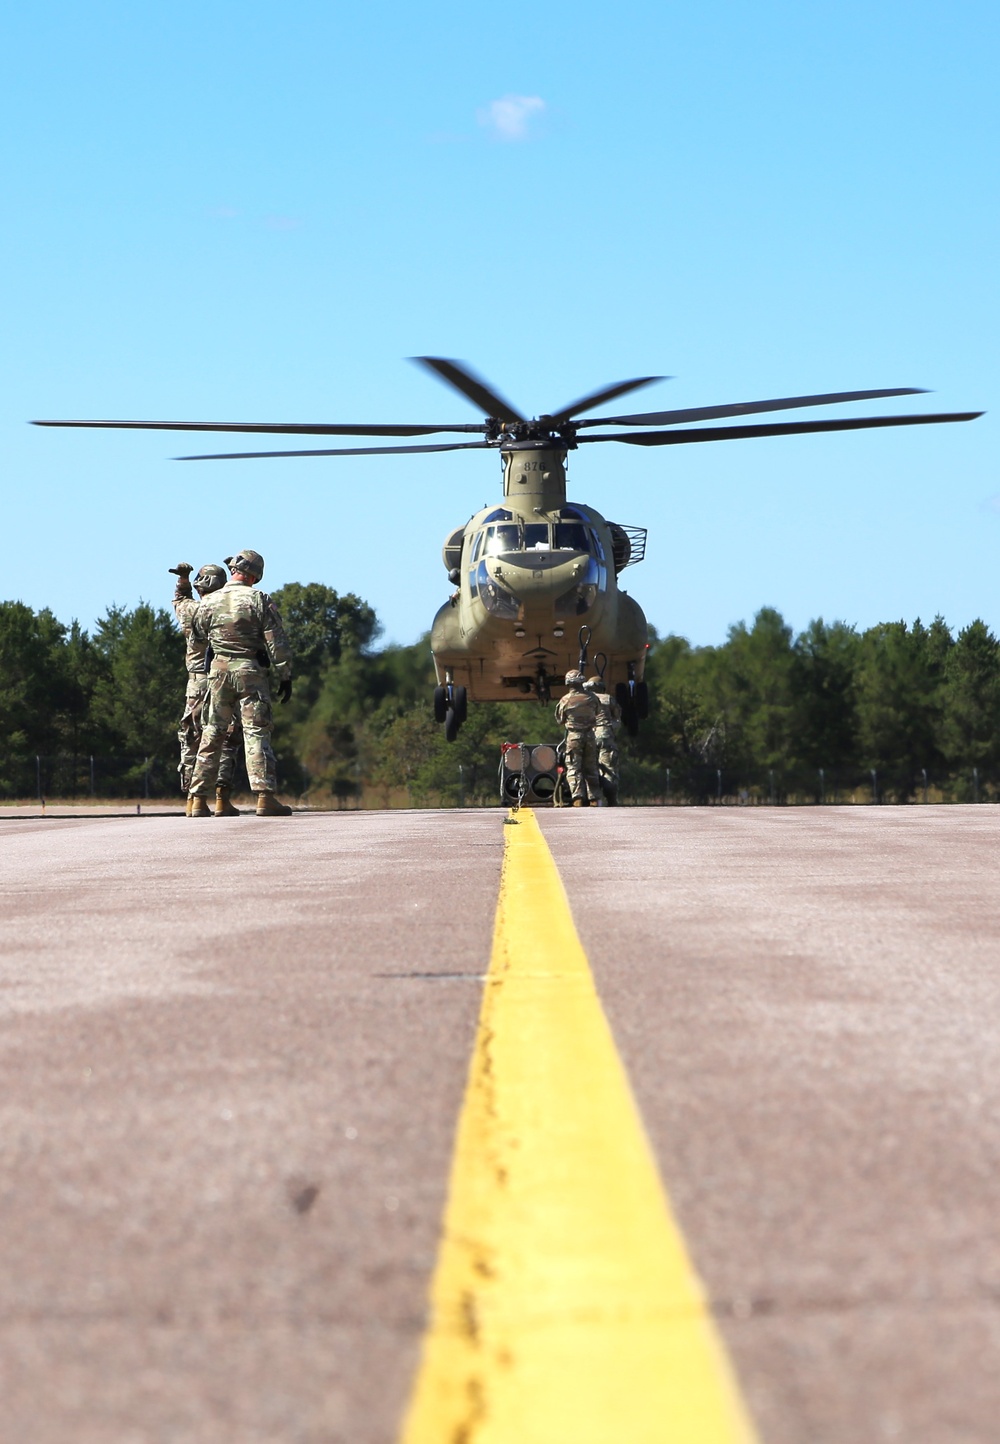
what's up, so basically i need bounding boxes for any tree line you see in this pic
[1,587,998,804]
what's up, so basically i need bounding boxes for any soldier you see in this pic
[584,674,623,805]
[187,549,294,818]
[170,562,243,817]
[554,670,602,807]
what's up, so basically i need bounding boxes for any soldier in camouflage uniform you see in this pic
[554,670,601,807]
[187,549,294,818]
[584,674,623,805]
[170,562,242,816]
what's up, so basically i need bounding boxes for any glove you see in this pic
[168,563,194,576]
[277,679,293,705]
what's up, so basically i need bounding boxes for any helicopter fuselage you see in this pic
[431,445,648,702]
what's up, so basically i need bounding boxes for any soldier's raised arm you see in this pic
[170,562,198,629]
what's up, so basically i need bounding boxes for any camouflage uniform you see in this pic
[173,581,241,794]
[587,683,622,803]
[188,581,292,797]
[554,684,602,803]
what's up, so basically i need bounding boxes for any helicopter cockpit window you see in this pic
[484,524,521,556]
[482,508,513,524]
[471,530,485,562]
[523,524,550,550]
[553,522,590,552]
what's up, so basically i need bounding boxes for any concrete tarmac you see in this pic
[0,810,499,1444]
[542,806,1000,1444]
[1,806,999,1442]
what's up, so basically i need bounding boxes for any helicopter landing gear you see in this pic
[535,669,551,705]
[437,680,467,742]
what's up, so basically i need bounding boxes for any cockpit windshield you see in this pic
[483,524,521,556]
[475,520,594,557]
[553,522,590,552]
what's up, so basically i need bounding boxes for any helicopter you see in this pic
[35,358,981,741]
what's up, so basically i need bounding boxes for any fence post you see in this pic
[716,768,722,803]
[36,755,42,804]
[665,767,671,805]
[973,766,979,804]
[819,767,825,805]
[458,763,465,809]
[89,755,96,797]
[768,769,775,806]
[871,768,877,804]
[143,757,150,800]
[922,767,928,804]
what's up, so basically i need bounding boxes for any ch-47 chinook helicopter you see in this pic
[35,357,981,741]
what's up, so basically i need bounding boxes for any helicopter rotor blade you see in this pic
[32,419,486,436]
[577,412,984,447]
[176,440,495,460]
[576,387,931,429]
[547,376,666,425]
[411,357,525,423]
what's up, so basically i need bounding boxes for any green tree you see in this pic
[270,582,380,705]
[855,618,952,800]
[790,619,861,792]
[941,620,1000,790]
[89,603,186,791]
[0,602,74,794]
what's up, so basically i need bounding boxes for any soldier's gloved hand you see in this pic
[168,563,194,576]
[277,679,293,705]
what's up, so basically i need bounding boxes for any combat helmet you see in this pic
[193,563,226,595]
[564,669,585,687]
[583,675,604,692]
[225,548,264,581]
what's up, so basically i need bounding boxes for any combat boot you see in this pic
[572,797,587,808]
[255,791,293,817]
[184,796,194,817]
[215,785,240,817]
[189,795,212,818]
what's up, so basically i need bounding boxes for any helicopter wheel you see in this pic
[452,684,468,724]
[634,680,649,720]
[623,703,639,738]
[433,685,448,723]
[444,707,460,743]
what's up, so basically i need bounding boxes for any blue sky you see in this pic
[2,0,996,647]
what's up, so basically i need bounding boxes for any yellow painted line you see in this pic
[399,808,758,1444]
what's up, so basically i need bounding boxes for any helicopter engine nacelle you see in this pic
[441,527,464,572]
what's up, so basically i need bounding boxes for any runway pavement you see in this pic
[1,805,998,1442]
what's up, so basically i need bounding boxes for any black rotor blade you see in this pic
[176,440,494,460]
[33,419,485,436]
[576,387,929,429]
[577,412,983,448]
[548,375,666,425]
[411,356,525,423]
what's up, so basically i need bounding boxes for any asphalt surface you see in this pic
[541,806,1000,1444]
[0,810,498,1444]
[2,805,999,1442]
